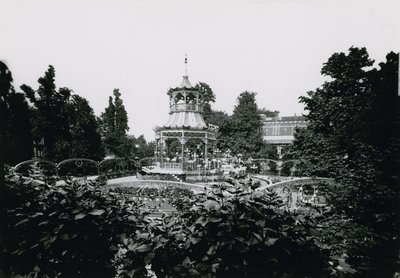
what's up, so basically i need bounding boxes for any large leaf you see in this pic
[89,209,105,216]
[74,213,86,220]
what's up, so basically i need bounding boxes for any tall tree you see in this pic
[206,110,231,151]
[193,82,236,152]
[21,65,103,161]
[67,95,104,159]
[293,47,376,177]
[194,82,216,123]
[292,47,400,275]
[4,93,33,165]
[99,89,130,157]
[21,66,71,161]
[0,62,33,166]
[113,89,129,137]
[0,61,10,186]
[229,91,264,156]
[194,82,215,103]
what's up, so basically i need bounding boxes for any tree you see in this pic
[21,66,71,161]
[1,63,33,268]
[0,61,12,179]
[0,61,33,166]
[21,65,103,161]
[127,135,155,160]
[292,47,400,275]
[67,95,104,159]
[99,89,130,157]
[4,94,33,165]
[193,82,235,152]
[193,82,216,123]
[194,82,215,103]
[293,47,376,176]
[229,91,264,156]
[258,108,279,117]
[206,110,231,151]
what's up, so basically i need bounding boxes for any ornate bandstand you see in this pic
[152,61,218,175]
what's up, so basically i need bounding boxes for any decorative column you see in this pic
[212,144,216,170]
[155,139,158,164]
[180,138,187,171]
[203,138,208,172]
[160,138,165,166]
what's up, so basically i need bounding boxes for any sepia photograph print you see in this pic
[1,0,399,277]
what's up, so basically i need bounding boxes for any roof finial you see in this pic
[179,54,192,88]
[184,54,188,76]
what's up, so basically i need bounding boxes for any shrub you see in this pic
[112,186,194,212]
[1,168,146,277]
[117,184,332,277]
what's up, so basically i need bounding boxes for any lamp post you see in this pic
[197,164,201,180]
[264,162,270,175]
[204,160,208,179]
[215,149,221,169]
[248,157,253,173]
[277,160,282,177]
[226,149,231,164]
[291,164,297,177]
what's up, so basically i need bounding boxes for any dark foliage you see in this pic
[21,65,104,161]
[0,61,33,166]
[228,91,265,157]
[99,89,131,157]
[127,135,155,160]
[117,185,334,278]
[112,186,194,212]
[292,47,400,276]
[1,168,146,277]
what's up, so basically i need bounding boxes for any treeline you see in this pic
[197,85,279,159]
[1,61,279,167]
[1,48,399,276]
[292,47,400,276]
[0,63,154,166]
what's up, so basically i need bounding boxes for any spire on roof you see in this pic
[179,54,192,88]
[185,54,188,76]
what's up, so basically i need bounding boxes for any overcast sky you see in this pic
[1,0,399,140]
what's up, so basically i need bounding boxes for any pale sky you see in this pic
[1,0,399,140]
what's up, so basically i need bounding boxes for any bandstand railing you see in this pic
[105,180,206,193]
[170,103,203,113]
[159,162,183,170]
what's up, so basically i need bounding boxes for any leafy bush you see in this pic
[112,186,194,213]
[112,186,193,199]
[117,184,332,277]
[1,168,147,277]
[2,167,376,277]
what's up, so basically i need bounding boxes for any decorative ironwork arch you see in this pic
[13,156,142,180]
[13,159,58,177]
[57,158,99,178]
[99,157,138,178]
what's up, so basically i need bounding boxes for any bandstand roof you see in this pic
[179,75,193,88]
[164,111,207,129]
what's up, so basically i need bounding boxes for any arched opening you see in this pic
[183,138,206,172]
